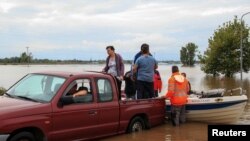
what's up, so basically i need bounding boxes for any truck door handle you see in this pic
[88,110,97,115]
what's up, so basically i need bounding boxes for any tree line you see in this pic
[0,52,181,65]
[0,53,135,65]
[0,52,32,64]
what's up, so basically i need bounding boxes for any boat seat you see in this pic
[201,92,223,98]
[200,89,225,98]
[192,88,225,98]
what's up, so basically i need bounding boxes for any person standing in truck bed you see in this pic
[133,43,157,99]
[124,70,136,99]
[103,45,124,100]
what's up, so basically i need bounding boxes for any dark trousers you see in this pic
[170,105,186,126]
[136,80,154,99]
[115,77,122,100]
[154,90,158,97]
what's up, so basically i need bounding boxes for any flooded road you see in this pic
[100,122,208,141]
[0,64,249,141]
[1,64,250,99]
[100,104,250,141]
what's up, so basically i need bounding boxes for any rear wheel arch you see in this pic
[126,114,150,133]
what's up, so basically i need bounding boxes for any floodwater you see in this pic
[0,64,250,141]
[100,122,209,141]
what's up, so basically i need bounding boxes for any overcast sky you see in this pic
[1,0,250,61]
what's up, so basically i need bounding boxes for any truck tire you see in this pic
[9,131,36,141]
[127,116,145,133]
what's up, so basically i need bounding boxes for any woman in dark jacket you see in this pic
[103,46,125,99]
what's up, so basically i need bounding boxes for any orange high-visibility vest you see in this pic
[165,72,189,105]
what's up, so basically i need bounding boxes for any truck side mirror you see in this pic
[58,96,74,107]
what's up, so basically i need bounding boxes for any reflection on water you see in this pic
[238,103,250,124]
[0,64,249,141]
[200,75,250,97]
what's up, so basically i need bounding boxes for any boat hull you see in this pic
[165,95,248,124]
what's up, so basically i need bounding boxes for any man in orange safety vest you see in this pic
[163,66,189,126]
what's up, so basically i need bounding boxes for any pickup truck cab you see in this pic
[0,71,165,141]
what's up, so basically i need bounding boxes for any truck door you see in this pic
[52,78,99,140]
[95,78,120,137]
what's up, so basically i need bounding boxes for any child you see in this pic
[124,70,136,99]
[181,72,192,94]
[154,69,162,97]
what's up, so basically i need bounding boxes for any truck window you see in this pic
[63,79,93,104]
[96,79,113,102]
[7,74,65,102]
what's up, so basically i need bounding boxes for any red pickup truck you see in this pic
[0,71,165,141]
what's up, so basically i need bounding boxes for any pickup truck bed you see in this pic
[119,98,166,132]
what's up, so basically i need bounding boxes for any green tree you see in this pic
[180,47,188,66]
[199,16,250,77]
[20,52,28,63]
[20,52,32,63]
[180,42,198,66]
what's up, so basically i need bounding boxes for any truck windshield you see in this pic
[6,74,66,103]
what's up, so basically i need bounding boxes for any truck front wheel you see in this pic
[9,131,36,141]
[127,116,145,133]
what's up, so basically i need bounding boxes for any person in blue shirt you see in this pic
[133,46,153,66]
[132,45,153,99]
[133,43,158,99]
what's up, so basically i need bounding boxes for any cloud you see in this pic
[1,0,250,60]
[0,1,17,13]
[79,32,178,60]
[201,7,241,16]
[81,33,176,51]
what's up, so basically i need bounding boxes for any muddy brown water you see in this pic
[100,104,250,141]
[1,64,249,141]
[100,122,208,141]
